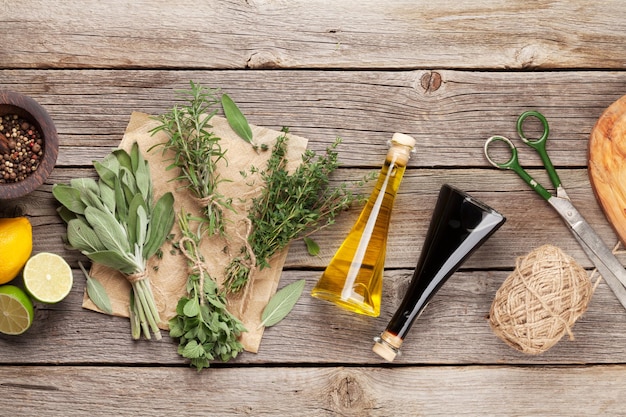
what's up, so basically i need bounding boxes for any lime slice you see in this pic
[23,252,73,304]
[0,285,34,335]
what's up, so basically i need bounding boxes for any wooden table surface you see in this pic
[3,1,626,415]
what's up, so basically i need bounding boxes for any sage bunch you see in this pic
[169,211,246,371]
[53,142,175,340]
[224,129,361,293]
[151,81,232,236]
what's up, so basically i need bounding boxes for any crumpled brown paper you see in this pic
[83,112,308,353]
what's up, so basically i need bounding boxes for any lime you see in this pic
[23,252,73,304]
[0,285,34,335]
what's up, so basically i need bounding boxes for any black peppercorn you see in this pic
[0,115,44,184]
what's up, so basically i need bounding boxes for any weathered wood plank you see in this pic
[2,69,624,168]
[3,365,626,416]
[2,166,620,271]
[1,266,625,366]
[3,1,626,70]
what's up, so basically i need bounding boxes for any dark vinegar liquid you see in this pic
[385,184,505,339]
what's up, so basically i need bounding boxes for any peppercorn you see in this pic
[0,115,44,184]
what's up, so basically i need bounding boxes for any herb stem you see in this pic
[131,286,151,340]
[133,279,162,340]
[151,81,232,236]
[224,133,362,293]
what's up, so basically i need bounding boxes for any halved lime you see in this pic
[0,285,34,335]
[23,252,73,304]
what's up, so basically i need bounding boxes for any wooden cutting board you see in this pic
[588,94,626,246]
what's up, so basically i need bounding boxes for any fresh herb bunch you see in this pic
[169,211,246,371]
[151,81,232,236]
[53,143,175,340]
[224,128,360,293]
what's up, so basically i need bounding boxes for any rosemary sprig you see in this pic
[151,81,233,235]
[224,128,363,293]
[169,210,246,371]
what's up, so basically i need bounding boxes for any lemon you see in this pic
[23,252,73,304]
[0,217,33,285]
[0,285,34,335]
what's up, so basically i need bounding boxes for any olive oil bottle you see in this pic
[311,133,416,317]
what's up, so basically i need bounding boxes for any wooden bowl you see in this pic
[0,91,58,200]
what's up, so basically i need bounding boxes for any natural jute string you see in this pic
[178,236,211,305]
[489,244,593,355]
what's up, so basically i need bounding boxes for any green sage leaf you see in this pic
[98,179,116,215]
[221,93,253,144]
[126,193,144,247]
[135,204,148,249]
[129,141,141,173]
[71,177,99,195]
[81,188,108,214]
[112,148,132,173]
[114,176,128,223]
[84,206,131,255]
[144,192,175,259]
[120,167,138,196]
[67,217,107,253]
[303,237,320,256]
[100,151,121,171]
[56,206,77,224]
[79,261,113,315]
[87,250,137,275]
[259,279,305,328]
[132,145,151,201]
[93,160,118,189]
[52,184,87,215]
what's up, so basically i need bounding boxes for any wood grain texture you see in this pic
[2,1,626,70]
[3,365,626,416]
[2,267,626,366]
[1,69,624,167]
[2,1,626,415]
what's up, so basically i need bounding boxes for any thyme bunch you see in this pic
[151,81,232,235]
[169,211,246,371]
[224,129,361,293]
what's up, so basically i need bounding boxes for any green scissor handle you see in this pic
[516,110,562,190]
[484,135,552,201]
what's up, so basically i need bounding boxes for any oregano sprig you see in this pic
[168,210,246,371]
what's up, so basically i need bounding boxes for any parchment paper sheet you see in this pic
[83,112,308,353]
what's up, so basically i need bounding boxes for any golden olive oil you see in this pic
[311,133,416,317]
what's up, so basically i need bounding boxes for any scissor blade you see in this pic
[549,197,626,310]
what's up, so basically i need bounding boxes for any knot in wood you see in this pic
[420,71,442,93]
[327,372,373,414]
[246,50,283,69]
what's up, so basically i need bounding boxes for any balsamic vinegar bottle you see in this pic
[373,184,505,361]
[311,133,416,317]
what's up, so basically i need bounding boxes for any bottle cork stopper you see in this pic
[391,133,416,149]
[388,133,416,166]
[372,331,403,362]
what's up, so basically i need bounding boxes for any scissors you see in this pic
[484,110,626,310]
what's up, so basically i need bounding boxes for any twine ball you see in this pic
[489,244,593,355]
